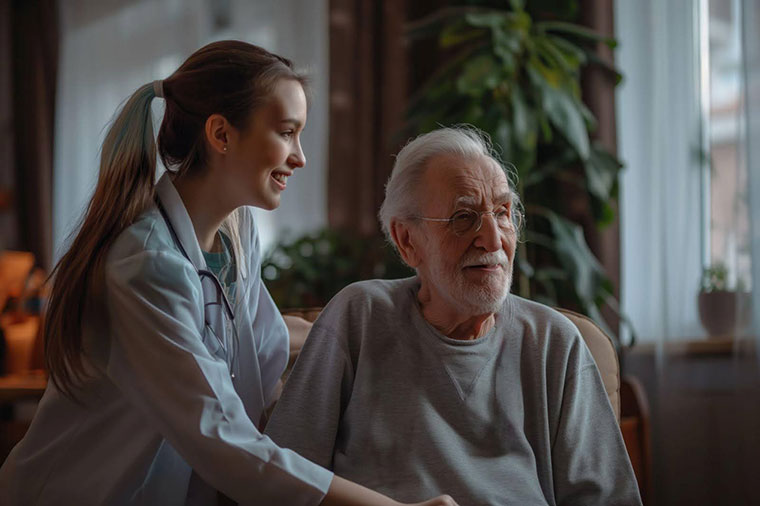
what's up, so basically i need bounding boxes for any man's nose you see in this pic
[472,213,502,252]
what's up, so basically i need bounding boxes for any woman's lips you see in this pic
[271,171,290,190]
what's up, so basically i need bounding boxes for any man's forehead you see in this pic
[424,154,510,203]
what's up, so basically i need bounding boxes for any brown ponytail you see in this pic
[45,40,307,399]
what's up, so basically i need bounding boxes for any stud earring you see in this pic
[223,145,227,152]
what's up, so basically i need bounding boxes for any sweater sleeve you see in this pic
[550,339,642,506]
[265,315,354,470]
[105,249,333,505]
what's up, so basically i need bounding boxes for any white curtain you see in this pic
[615,0,704,341]
[742,0,760,342]
[53,0,329,259]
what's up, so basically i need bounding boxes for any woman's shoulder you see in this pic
[104,208,201,301]
[108,207,176,261]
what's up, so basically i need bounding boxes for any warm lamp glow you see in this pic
[3,316,40,374]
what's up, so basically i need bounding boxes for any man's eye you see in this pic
[495,207,510,220]
[452,210,475,223]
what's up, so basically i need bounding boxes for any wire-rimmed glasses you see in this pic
[414,207,522,236]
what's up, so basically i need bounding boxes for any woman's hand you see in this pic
[321,476,458,506]
[408,495,458,506]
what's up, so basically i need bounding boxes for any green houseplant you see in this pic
[404,0,630,344]
[261,229,413,309]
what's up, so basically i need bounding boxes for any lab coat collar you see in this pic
[155,173,206,271]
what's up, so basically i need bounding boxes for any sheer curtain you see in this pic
[743,0,760,343]
[617,1,760,503]
[616,0,704,342]
[53,0,329,259]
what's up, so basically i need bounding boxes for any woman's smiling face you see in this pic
[226,78,308,210]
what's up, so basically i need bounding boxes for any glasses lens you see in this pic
[512,210,523,231]
[451,210,478,235]
[495,209,512,229]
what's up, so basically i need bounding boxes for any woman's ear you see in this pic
[390,219,422,268]
[204,114,230,155]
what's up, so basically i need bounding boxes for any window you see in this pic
[616,0,755,340]
[703,0,751,291]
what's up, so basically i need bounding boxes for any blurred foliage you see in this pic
[405,0,631,344]
[700,262,748,293]
[261,229,413,308]
[701,262,729,292]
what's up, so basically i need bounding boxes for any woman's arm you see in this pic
[322,476,457,506]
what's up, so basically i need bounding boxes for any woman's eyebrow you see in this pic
[279,118,303,128]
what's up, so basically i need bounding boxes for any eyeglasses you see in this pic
[414,207,521,236]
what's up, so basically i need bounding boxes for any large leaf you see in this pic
[406,43,487,116]
[524,147,577,187]
[493,117,513,159]
[456,54,501,96]
[583,50,624,85]
[464,12,510,30]
[547,35,587,67]
[584,144,623,202]
[533,266,568,302]
[406,6,506,40]
[493,28,520,71]
[440,21,487,48]
[539,81,590,159]
[536,20,617,48]
[510,86,538,151]
[535,35,580,76]
[544,211,607,302]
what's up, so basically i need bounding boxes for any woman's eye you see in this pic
[281,131,294,139]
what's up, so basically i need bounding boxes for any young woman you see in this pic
[0,41,456,506]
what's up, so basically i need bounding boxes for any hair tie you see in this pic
[152,80,164,99]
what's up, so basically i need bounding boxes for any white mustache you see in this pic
[461,251,510,268]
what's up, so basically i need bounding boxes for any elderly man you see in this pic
[266,127,642,506]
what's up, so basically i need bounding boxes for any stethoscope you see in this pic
[157,199,239,380]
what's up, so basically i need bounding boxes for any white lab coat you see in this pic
[0,175,333,505]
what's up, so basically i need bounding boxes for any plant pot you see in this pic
[697,290,752,338]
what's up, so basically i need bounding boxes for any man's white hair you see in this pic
[378,125,522,246]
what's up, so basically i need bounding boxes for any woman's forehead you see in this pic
[262,79,307,122]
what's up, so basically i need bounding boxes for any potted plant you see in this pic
[698,262,751,338]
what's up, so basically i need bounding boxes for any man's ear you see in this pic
[204,114,230,155]
[390,219,422,268]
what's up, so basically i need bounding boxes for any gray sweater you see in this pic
[266,277,642,506]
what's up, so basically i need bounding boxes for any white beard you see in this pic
[428,250,513,314]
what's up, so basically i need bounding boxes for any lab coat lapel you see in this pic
[155,174,206,271]
[155,174,229,359]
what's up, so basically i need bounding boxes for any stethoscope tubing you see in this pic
[156,198,239,379]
